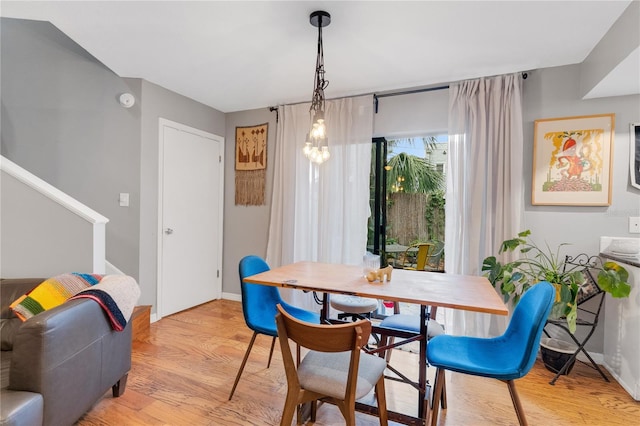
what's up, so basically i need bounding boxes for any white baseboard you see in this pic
[147,294,239,324]
[581,351,603,365]
[222,292,242,302]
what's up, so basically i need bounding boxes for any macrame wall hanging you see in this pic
[235,123,267,205]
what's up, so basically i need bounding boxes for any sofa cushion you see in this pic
[0,390,44,426]
[1,349,11,389]
[1,279,44,351]
[0,319,21,351]
[10,273,102,321]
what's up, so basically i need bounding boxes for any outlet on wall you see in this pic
[630,217,640,234]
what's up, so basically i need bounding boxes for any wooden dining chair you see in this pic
[275,304,388,426]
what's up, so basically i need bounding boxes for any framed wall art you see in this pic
[532,113,615,206]
[631,122,640,190]
[235,123,268,206]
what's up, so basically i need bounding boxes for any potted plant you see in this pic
[482,230,631,333]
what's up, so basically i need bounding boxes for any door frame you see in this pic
[156,118,225,320]
[371,137,388,263]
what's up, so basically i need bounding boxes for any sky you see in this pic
[388,135,448,159]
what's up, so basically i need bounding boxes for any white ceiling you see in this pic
[1,1,636,113]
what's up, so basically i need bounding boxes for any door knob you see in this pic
[165,228,174,235]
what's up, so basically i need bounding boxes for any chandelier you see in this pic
[303,10,331,164]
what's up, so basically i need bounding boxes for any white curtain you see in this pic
[266,95,373,311]
[443,73,524,337]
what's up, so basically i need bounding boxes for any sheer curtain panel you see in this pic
[266,95,373,311]
[444,73,524,337]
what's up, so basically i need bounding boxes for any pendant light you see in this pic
[303,10,331,164]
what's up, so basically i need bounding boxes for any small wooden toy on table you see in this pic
[366,265,393,283]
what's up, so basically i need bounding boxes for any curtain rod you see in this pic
[372,72,528,113]
[375,84,449,99]
[270,72,529,116]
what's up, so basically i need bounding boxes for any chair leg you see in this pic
[378,334,388,358]
[267,336,276,368]
[429,368,446,426]
[385,336,396,362]
[344,400,356,426]
[375,376,388,426]
[440,371,447,409]
[505,379,528,426]
[229,331,258,400]
[280,391,298,426]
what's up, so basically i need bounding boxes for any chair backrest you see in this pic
[426,240,444,270]
[401,243,432,270]
[238,255,284,334]
[503,281,555,377]
[275,303,371,397]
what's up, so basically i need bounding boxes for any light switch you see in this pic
[119,193,130,207]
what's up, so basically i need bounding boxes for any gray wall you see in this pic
[523,67,640,353]
[1,18,226,312]
[1,171,96,276]
[222,108,278,299]
[1,17,141,279]
[373,88,449,138]
[138,80,225,309]
[523,66,640,254]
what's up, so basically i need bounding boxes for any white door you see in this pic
[159,119,224,317]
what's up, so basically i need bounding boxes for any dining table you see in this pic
[243,260,508,425]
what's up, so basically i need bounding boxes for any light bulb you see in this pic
[303,142,312,156]
[321,146,330,160]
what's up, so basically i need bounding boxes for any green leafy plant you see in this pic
[482,230,631,333]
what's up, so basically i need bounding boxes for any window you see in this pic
[368,135,447,268]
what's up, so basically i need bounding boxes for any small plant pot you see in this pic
[540,337,578,375]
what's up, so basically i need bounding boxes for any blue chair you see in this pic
[425,281,554,426]
[228,255,320,400]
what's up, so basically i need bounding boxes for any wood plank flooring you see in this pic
[77,299,639,425]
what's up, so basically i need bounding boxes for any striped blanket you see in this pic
[70,275,140,331]
[10,273,102,320]
[10,273,140,331]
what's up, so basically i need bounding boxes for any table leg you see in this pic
[321,292,329,323]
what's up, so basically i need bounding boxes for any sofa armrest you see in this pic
[9,298,131,426]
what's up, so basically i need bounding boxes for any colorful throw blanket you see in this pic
[10,273,102,321]
[10,273,140,331]
[69,275,140,331]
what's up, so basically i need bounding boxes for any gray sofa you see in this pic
[1,278,132,426]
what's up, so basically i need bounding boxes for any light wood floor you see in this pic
[77,299,639,425]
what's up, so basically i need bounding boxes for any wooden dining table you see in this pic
[243,261,508,425]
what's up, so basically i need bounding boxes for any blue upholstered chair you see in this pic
[426,281,554,426]
[378,305,445,361]
[228,255,320,400]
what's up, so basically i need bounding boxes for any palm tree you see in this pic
[384,137,446,244]
[386,152,443,194]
